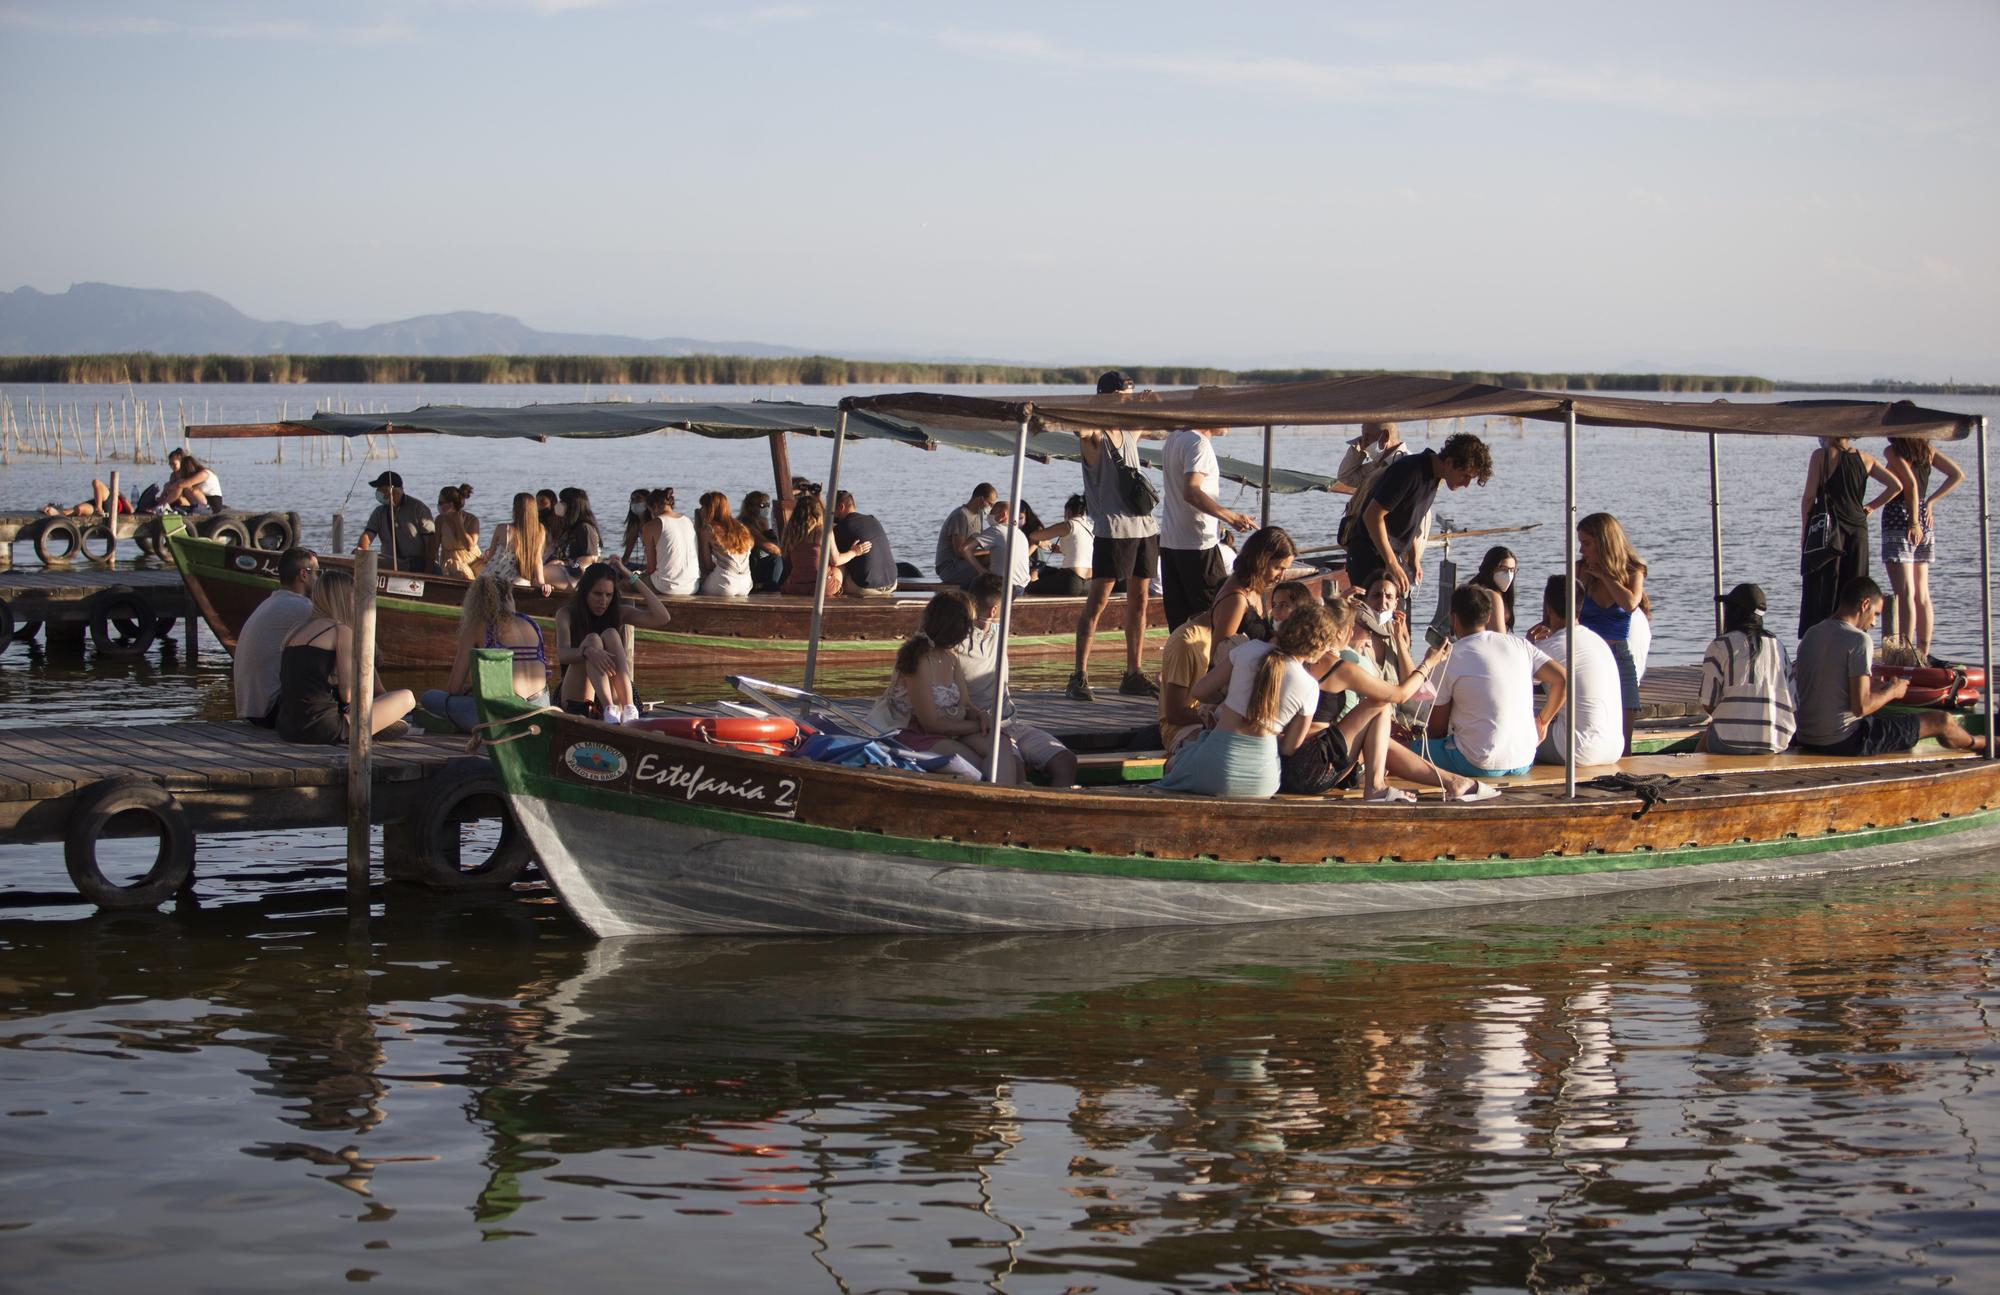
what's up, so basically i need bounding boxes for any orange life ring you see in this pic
[1872,663,1986,709]
[631,715,801,748]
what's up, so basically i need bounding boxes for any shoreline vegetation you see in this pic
[0,353,1990,396]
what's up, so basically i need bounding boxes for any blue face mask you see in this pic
[374,489,388,505]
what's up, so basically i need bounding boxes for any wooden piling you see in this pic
[105,471,119,564]
[347,549,379,901]
[331,513,345,553]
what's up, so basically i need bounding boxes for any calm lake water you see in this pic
[3,382,1998,1290]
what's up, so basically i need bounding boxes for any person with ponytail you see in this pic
[1155,602,1338,799]
[867,590,1019,783]
[479,492,554,597]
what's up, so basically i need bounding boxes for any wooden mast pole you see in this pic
[768,431,795,530]
[1260,424,1273,529]
[803,411,850,691]
[347,549,379,908]
[1708,433,1724,639]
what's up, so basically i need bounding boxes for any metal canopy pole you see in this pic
[802,410,849,692]
[1564,402,1578,799]
[1708,433,1724,639]
[1260,424,1274,528]
[1979,416,1994,760]
[985,418,1032,783]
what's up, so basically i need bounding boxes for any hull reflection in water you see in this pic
[4,857,1997,1291]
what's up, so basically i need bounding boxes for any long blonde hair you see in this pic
[1579,512,1647,587]
[508,492,545,576]
[311,568,357,624]
[1245,602,1338,733]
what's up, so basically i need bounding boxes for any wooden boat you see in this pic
[465,374,1998,939]
[468,650,2000,936]
[163,515,1185,677]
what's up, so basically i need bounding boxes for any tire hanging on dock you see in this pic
[249,513,295,552]
[32,517,83,565]
[79,521,118,564]
[393,757,535,890]
[199,516,252,548]
[87,590,159,658]
[0,597,12,652]
[64,776,197,909]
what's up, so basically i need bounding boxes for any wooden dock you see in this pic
[0,721,521,906]
[0,565,195,656]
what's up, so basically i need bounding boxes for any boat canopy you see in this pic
[843,373,1977,440]
[187,400,1342,494]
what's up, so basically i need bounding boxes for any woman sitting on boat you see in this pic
[739,491,786,591]
[1696,583,1796,755]
[697,493,756,597]
[640,488,700,597]
[1156,602,1339,799]
[1203,525,1299,641]
[1027,494,1093,596]
[554,558,672,723]
[777,493,872,598]
[274,569,416,746]
[435,485,482,580]
[868,590,1019,784]
[551,487,602,586]
[1576,512,1649,755]
[1468,546,1517,632]
[480,492,554,596]
[420,575,550,732]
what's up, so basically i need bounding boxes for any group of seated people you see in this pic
[934,482,1096,598]
[42,447,222,519]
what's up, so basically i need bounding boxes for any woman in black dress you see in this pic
[275,569,417,744]
[1798,437,1901,637]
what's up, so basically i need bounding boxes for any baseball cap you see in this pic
[1718,582,1766,612]
[368,471,405,490]
[1096,370,1135,395]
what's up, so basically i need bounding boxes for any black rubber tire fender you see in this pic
[32,517,83,565]
[133,518,165,559]
[64,776,197,909]
[87,590,159,658]
[79,520,118,563]
[0,597,11,652]
[199,516,252,548]
[249,513,295,552]
[402,757,534,890]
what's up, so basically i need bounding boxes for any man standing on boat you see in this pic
[935,482,998,589]
[1345,433,1493,597]
[833,490,899,597]
[1335,422,1426,559]
[1159,423,1255,629]
[356,471,436,573]
[1069,370,1163,701]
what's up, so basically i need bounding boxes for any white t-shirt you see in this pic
[649,514,699,596]
[1222,639,1321,736]
[1434,630,1553,772]
[1160,428,1221,550]
[1628,609,1652,682]
[973,522,1032,589]
[1538,626,1623,767]
[195,468,222,499]
[1049,516,1094,571]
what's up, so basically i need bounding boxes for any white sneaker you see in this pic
[617,703,643,725]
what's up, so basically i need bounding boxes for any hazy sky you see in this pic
[3,0,1996,377]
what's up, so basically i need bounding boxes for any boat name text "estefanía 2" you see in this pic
[632,752,799,818]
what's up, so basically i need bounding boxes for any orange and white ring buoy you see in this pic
[630,715,801,747]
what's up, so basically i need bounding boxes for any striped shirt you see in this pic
[1699,630,1797,754]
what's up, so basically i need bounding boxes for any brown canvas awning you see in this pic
[842,373,1976,440]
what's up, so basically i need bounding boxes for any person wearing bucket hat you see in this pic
[357,470,436,572]
[1696,583,1796,754]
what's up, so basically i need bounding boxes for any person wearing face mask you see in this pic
[357,472,436,572]
[619,489,653,566]
[936,483,999,589]
[1468,546,1518,632]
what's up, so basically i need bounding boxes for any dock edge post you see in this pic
[347,549,379,899]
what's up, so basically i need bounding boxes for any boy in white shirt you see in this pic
[1413,584,1568,778]
[1524,575,1624,768]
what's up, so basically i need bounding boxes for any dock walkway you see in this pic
[0,564,195,656]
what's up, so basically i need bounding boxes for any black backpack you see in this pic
[1109,433,1159,515]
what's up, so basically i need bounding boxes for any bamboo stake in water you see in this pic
[347,549,379,900]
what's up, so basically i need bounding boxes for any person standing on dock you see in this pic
[357,472,435,573]
[1069,370,1162,701]
[1159,424,1256,630]
[1344,433,1493,599]
[233,547,318,727]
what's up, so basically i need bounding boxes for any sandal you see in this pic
[1450,781,1501,803]
[1362,786,1416,804]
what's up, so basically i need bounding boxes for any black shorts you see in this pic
[1159,545,1230,629]
[1280,723,1357,796]
[1090,533,1159,584]
[1802,711,1924,757]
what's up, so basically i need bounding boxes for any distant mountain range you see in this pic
[0,282,812,359]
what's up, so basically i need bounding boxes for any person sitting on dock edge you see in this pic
[233,546,319,727]
[356,471,434,573]
[1069,370,1162,702]
[1793,576,1985,757]
[275,568,415,745]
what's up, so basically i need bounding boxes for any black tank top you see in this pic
[276,628,345,743]
[1823,447,1868,527]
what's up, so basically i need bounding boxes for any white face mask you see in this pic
[1493,569,1515,591]
[630,504,648,517]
